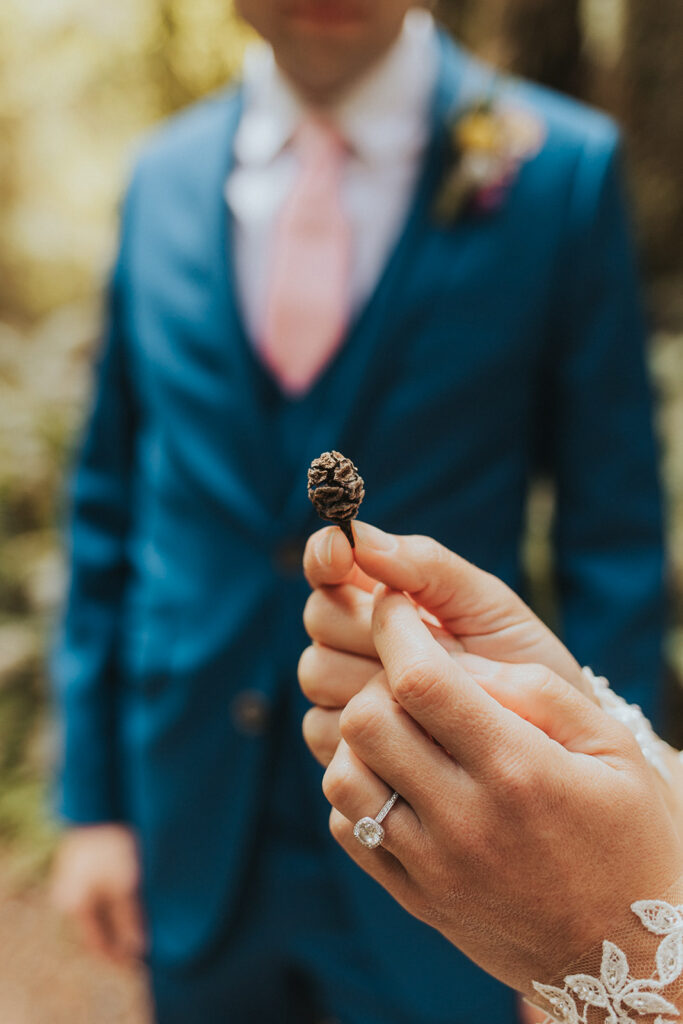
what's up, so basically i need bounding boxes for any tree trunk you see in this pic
[620,0,683,282]
[437,0,585,95]
[437,0,511,70]
[500,0,584,95]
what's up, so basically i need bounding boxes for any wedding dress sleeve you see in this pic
[529,669,683,1023]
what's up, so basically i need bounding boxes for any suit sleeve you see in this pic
[51,175,141,823]
[544,128,666,719]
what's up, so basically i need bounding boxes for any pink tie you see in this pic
[261,116,351,397]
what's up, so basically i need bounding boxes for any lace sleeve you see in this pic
[528,669,683,1023]
[528,889,683,1023]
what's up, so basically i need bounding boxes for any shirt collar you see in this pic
[234,8,439,167]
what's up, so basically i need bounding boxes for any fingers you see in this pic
[328,807,414,904]
[298,643,380,708]
[372,589,531,775]
[351,522,582,686]
[107,892,146,961]
[303,527,377,592]
[459,654,626,759]
[323,740,423,861]
[303,706,342,766]
[352,522,522,636]
[338,674,468,819]
[304,585,375,657]
[72,891,145,964]
[301,591,463,700]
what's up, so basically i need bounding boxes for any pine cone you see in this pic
[308,451,365,547]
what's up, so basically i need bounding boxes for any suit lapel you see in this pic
[181,88,298,529]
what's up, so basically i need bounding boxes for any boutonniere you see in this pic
[433,94,546,224]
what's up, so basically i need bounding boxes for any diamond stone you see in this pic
[353,817,385,849]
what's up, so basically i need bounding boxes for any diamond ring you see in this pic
[353,791,400,849]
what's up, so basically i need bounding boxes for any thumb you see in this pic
[353,522,586,694]
[353,522,526,637]
[303,526,376,592]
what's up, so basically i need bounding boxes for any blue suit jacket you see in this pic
[53,32,665,1019]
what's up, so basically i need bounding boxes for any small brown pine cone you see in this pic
[308,451,365,547]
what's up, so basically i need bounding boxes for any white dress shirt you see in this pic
[225,9,439,345]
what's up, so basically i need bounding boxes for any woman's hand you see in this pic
[319,585,682,996]
[300,521,589,767]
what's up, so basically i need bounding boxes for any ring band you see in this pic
[353,791,400,849]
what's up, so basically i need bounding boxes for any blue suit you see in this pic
[53,32,665,1024]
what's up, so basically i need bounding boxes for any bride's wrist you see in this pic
[529,874,683,1023]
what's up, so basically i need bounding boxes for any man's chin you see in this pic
[282,2,368,37]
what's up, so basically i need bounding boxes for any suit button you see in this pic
[231,690,271,736]
[275,537,306,578]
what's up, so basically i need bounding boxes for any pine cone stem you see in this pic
[339,520,355,548]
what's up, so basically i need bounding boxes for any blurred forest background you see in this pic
[0,0,681,1019]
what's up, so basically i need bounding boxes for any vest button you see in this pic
[275,537,306,578]
[231,690,271,736]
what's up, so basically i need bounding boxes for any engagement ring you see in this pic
[353,791,400,849]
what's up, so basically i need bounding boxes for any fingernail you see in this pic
[353,522,397,552]
[320,528,344,566]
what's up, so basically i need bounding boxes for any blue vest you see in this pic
[54,31,664,1021]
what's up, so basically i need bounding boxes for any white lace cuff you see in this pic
[529,671,682,1022]
[530,894,683,1022]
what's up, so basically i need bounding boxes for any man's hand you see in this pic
[300,521,589,766]
[51,824,146,964]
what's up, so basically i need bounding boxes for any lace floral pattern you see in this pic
[531,899,683,1023]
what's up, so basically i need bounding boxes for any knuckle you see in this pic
[322,762,355,808]
[339,692,384,746]
[525,663,557,697]
[393,657,442,707]
[339,692,378,741]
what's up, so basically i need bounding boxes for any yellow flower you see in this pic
[455,111,504,155]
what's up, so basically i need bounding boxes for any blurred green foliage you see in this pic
[0,0,251,866]
[0,0,681,869]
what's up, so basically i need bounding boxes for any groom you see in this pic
[51,1,665,1022]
